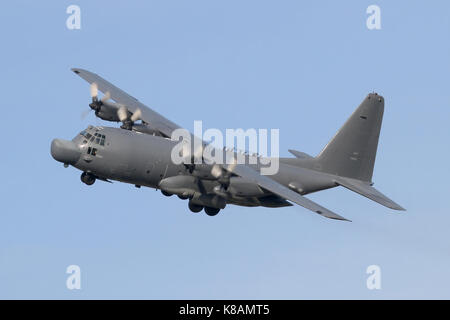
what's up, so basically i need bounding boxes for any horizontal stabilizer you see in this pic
[334,177,405,211]
[288,149,313,159]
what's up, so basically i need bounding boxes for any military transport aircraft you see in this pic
[50,68,405,221]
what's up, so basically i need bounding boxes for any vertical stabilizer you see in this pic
[317,93,384,182]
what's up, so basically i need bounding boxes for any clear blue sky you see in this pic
[1,1,449,299]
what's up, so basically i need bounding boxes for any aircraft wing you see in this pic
[71,68,181,138]
[222,163,350,221]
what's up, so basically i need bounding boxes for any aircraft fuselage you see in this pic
[51,125,337,210]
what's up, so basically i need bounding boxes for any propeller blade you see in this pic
[211,164,223,178]
[210,151,237,177]
[117,106,128,122]
[90,83,98,100]
[181,142,191,163]
[101,91,111,103]
[130,108,142,122]
[193,144,204,160]
[81,108,92,120]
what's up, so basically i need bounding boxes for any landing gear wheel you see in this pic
[178,195,189,200]
[204,207,220,216]
[188,201,203,213]
[161,190,173,197]
[81,172,96,185]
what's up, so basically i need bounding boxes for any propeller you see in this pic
[88,83,112,112]
[90,82,98,100]
[102,91,111,103]
[116,106,142,130]
[81,108,91,120]
[210,151,237,188]
[211,164,223,178]
[179,138,206,173]
[130,108,142,122]
[83,83,142,128]
[117,106,128,122]
[80,83,100,119]
[210,162,233,193]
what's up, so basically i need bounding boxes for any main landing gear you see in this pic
[81,172,96,185]
[161,190,173,197]
[188,201,203,213]
[163,190,222,216]
[204,206,220,216]
[188,200,221,216]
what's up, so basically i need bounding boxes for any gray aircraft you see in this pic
[50,68,405,221]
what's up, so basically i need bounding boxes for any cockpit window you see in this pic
[87,147,98,156]
[100,135,105,146]
[92,132,106,146]
[82,130,106,147]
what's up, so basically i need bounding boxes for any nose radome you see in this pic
[51,139,81,165]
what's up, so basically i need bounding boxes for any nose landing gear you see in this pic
[81,172,96,185]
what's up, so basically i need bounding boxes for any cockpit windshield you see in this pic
[94,132,106,146]
[79,128,106,146]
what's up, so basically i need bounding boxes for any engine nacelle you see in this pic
[158,175,197,197]
[95,105,120,122]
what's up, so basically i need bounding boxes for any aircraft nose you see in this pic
[50,139,81,165]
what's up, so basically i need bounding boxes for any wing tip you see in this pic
[71,67,92,75]
[385,201,406,211]
[315,210,351,222]
[329,216,352,222]
[392,200,406,211]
